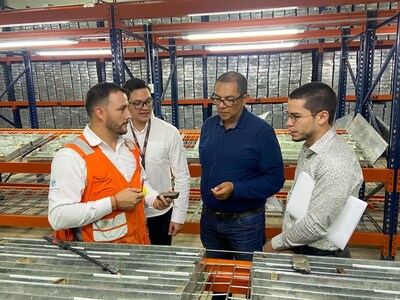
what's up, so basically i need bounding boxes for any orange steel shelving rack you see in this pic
[0,128,395,257]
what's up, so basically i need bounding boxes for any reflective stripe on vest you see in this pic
[68,137,95,155]
[92,212,128,242]
[93,212,127,230]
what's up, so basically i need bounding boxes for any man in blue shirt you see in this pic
[199,71,285,262]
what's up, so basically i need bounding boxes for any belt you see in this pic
[205,206,264,221]
[293,245,346,257]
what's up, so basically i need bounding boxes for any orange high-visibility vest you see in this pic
[54,135,150,244]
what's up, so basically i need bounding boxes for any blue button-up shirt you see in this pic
[199,108,285,212]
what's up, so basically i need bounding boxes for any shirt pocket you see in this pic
[90,170,116,196]
[146,141,168,165]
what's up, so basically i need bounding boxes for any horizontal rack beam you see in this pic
[0,215,388,248]
[0,1,394,26]
[0,95,392,109]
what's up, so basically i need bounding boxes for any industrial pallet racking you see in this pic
[0,1,399,260]
[0,128,394,258]
[0,2,398,128]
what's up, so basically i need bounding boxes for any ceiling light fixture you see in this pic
[0,39,78,50]
[36,49,112,56]
[188,7,298,17]
[78,36,110,40]
[206,42,299,52]
[184,29,304,40]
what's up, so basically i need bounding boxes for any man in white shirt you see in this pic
[48,82,172,243]
[123,78,190,245]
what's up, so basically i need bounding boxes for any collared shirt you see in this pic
[48,125,158,230]
[124,113,190,224]
[199,107,285,213]
[272,127,364,251]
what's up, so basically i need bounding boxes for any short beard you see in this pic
[106,119,127,135]
[292,130,314,143]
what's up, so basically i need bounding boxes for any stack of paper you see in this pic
[286,171,367,250]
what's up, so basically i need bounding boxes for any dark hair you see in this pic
[123,78,151,98]
[85,82,127,117]
[289,82,338,125]
[216,71,247,95]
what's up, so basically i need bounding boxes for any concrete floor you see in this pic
[0,226,385,260]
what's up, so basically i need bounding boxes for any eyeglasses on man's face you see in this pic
[287,112,320,123]
[129,97,153,109]
[210,92,245,107]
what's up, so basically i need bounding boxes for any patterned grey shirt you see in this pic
[272,127,364,251]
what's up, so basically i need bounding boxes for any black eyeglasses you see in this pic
[129,97,153,109]
[287,112,320,123]
[210,93,245,107]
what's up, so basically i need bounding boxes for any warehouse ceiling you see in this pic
[0,0,398,54]
[2,0,395,12]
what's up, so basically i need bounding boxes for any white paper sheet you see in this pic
[285,171,367,250]
[265,196,283,212]
[285,171,315,220]
[327,196,367,250]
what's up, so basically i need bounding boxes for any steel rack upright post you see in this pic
[144,23,162,118]
[337,28,351,119]
[109,4,125,86]
[169,38,179,128]
[144,24,153,85]
[311,50,324,82]
[202,52,212,122]
[355,10,377,121]
[151,39,163,119]
[200,15,212,122]
[22,51,39,129]
[383,12,400,260]
[311,7,326,82]
[96,20,107,83]
[96,60,106,83]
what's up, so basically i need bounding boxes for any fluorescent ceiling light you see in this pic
[0,39,78,49]
[79,36,110,40]
[36,49,112,56]
[207,42,299,52]
[184,29,304,40]
[0,21,70,28]
[188,7,297,17]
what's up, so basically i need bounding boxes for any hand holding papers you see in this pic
[286,171,367,250]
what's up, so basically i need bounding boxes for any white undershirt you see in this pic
[124,114,190,223]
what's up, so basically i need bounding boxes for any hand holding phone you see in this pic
[154,192,179,210]
[158,191,180,199]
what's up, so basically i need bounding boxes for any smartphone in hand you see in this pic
[158,192,180,199]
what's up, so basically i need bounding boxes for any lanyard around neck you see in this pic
[130,119,151,170]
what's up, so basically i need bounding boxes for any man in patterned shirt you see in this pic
[264,82,363,257]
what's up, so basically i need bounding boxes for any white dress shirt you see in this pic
[48,125,158,230]
[124,113,190,224]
